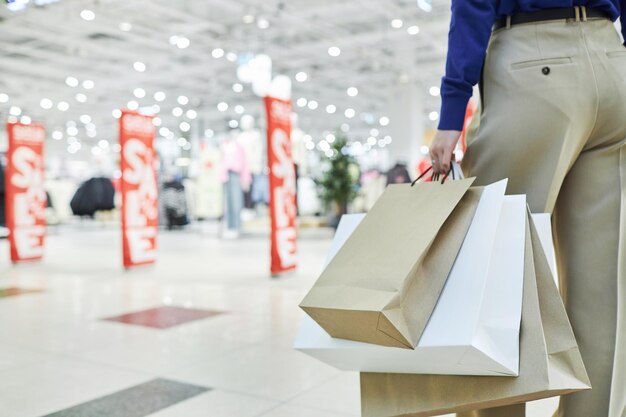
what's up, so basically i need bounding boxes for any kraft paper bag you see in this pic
[296,183,527,376]
[300,178,479,349]
[359,213,591,417]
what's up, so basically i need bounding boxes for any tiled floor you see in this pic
[0,225,559,417]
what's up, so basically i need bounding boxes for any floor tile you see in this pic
[0,357,150,417]
[258,404,354,417]
[103,306,225,329]
[0,344,52,372]
[42,378,209,417]
[289,372,360,415]
[146,389,279,417]
[166,344,340,401]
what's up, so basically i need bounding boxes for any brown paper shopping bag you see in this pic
[300,178,481,349]
[359,213,591,417]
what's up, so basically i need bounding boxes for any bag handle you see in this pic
[411,162,461,187]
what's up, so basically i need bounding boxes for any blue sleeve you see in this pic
[621,0,626,44]
[438,0,497,131]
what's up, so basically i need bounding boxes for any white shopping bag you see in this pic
[295,179,527,376]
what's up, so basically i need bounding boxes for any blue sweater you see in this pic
[439,0,626,131]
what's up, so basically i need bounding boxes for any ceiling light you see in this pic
[429,86,440,96]
[80,114,92,124]
[234,105,245,114]
[326,104,336,114]
[80,9,95,21]
[295,72,308,82]
[20,116,31,124]
[367,136,377,146]
[179,121,191,132]
[217,102,228,112]
[82,80,94,89]
[99,139,109,149]
[257,17,269,29]
[152,117,162,126]
[186,109,197,119]
[229,119,239,128]
[169,35,179,45]
[177,137,187,146]
[328,46,341,57]
[417,0,433,12]
[112,109,122,118]
[177,95,189,105]
[243,14,255,24]
[172,107,183,117]
[127,100,139,110]
[65,76,79,87]
[391,19,403,28]
[0,93,8,103]
[379,116,390,126]
[159,127,170,136]
[119,22,132,31]
[176,36,190,49]
[57,101,69,111]
[133,61,146,72]
[308,100,318,110]
[370,128,380,136]
[204,129,214,138]
[344,108,355,118]
[226,52,238,62]
[420,145,429,155]
[347,87,359,97]
[134,88,146,98]
[154,91,166,102]
[326,133,336,143]
[212,48,224,59]
[76,93,87,102]
[408,25,420,35]
[296,98,307,108]
[429,111,439,121]
[9,106,21,116]
[385,135,393,144]
[87,130,97,138]
[40,98,53,109]
[151,105,161,114]
[66,126,78,136]
[52,130,63,140]
[232,83,243,93]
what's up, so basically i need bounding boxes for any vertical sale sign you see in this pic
[119,110,158,268]
[6,122,46,262]
[264,96,297,275]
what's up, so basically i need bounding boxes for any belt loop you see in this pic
[574,6,580,22]
[506,15,512,29]
[581,5,588,21]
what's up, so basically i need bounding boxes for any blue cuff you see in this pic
[438,94,471,131]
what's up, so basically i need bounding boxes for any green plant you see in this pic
[318,135,359,215]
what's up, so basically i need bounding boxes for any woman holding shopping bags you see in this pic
[429,2,626,417]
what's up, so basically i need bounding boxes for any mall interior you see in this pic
[0,0,583,416]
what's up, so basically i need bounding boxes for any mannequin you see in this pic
[220,128,251,237]
[195,138,223,219]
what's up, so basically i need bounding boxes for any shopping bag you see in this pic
[300,178,481,349]
[359,213,591,417]
[295,180,526,376]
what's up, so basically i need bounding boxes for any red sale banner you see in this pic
[264,96,297,276]
[5,122,46,263]
[119,110,158,268]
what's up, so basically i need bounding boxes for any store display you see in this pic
[220,130,251,235]
[5,121,46,262]
[264,95,297,275]
[70,177,115,216]
[162,179,188,229]
[119,110,158,268]
[359,217,590,417]
[195,143,223,219]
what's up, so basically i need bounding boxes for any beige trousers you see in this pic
[458,18,626,417]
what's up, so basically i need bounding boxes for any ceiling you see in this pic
[0,0,451,159]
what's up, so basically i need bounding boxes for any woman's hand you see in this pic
[429,130,462,175]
